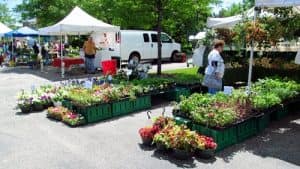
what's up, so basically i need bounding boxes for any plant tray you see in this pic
[285,96,300,113]
[133,96,151,111]
[164,87,191,102]
[174,116,192,128]
[192,124,237,152]
[255,113,271,133]
[75,104,112,123]
[271,106,288,121]
[111,99,134,117]
[236,117,257,142]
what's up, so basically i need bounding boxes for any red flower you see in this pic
[139,125,160,140]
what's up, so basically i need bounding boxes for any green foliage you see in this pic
[175,77,300,127]
[0,2,15,27]
[16,0,215,48]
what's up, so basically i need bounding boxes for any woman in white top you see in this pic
[204,40,225,94]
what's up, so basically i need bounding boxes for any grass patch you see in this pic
[163,67,198,75]
[158,67,202,85]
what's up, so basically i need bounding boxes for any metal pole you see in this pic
[11,37,13,61]
[60,32,65,78]
[247,8,258,93]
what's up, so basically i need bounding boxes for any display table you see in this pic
[52,57,84,68]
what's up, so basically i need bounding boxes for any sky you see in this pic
[212,0,244,13]
[5,0,22,9]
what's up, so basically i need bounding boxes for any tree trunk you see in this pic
[156,0,163,75]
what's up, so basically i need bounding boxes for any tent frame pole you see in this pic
[60,31,65,78]
[247,7,258,94]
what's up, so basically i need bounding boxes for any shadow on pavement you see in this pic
[138,143,156,151]
[0,66,102,82]
[152,150,196,168]
[217,113,300,166]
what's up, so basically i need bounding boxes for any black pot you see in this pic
[141,137,153,146]
[33,103,44,111]
[43,102,54,109]
[20,106,32,113]
[195,149,215,159]
[156,142,171,152]
[173,149,192,160]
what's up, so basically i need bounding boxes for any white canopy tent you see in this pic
[207,15,243,29]
[0,22,12,37]
[207,7,276,29]
[39,6,120,35]
[39,6,120,78]
[189,32,206,41]
[256,0,300,7]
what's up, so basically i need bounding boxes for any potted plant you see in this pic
[17,98,33,113]
[153,127,171,152]
[17,90,33,113]
[194,135,217,159]
[40,94,53,108]
[171,127,195,160]
[52,93,64,107]
[138,125,160,146]
[32,96,44,111]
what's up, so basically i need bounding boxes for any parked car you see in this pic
[120,30,181,63]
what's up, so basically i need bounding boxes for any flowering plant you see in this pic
[47,106,69,121]
[17,90,33,108]
[197,135,217,150]
[62,112,85,126]
[138,125,160,140]
[153,116,174,130]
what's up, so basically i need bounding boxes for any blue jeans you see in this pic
[208,88,219,95]
[85,57,95,73]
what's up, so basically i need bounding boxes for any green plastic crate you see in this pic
[62,100,73,110]
[255,113,270,133]
[112,99,134,117]
[192,124,237,152]
[165,88,191,102]
[133,96,151,111]
[174,116,192,128]
[236,117,257,142]
[76,104,112,123]
[271,106,288,120]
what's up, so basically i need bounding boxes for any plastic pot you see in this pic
[141,137,153,146]
[33,103,44,111]
[173,149,192,160]
[156,142,170,152]
[44,102,53,109]
[195,149,215,159]
[20,105,32,113]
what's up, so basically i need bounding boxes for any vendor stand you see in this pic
[4,27,39,66]
[52,57,84,69]
[39,6,120,78]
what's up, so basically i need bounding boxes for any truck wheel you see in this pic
[129,53,140,64]
[170,51,178,62]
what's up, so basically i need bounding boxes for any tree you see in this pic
[16,0,215,74]
[0,2,15,26]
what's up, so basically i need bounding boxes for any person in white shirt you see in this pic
[204,40,225,94]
